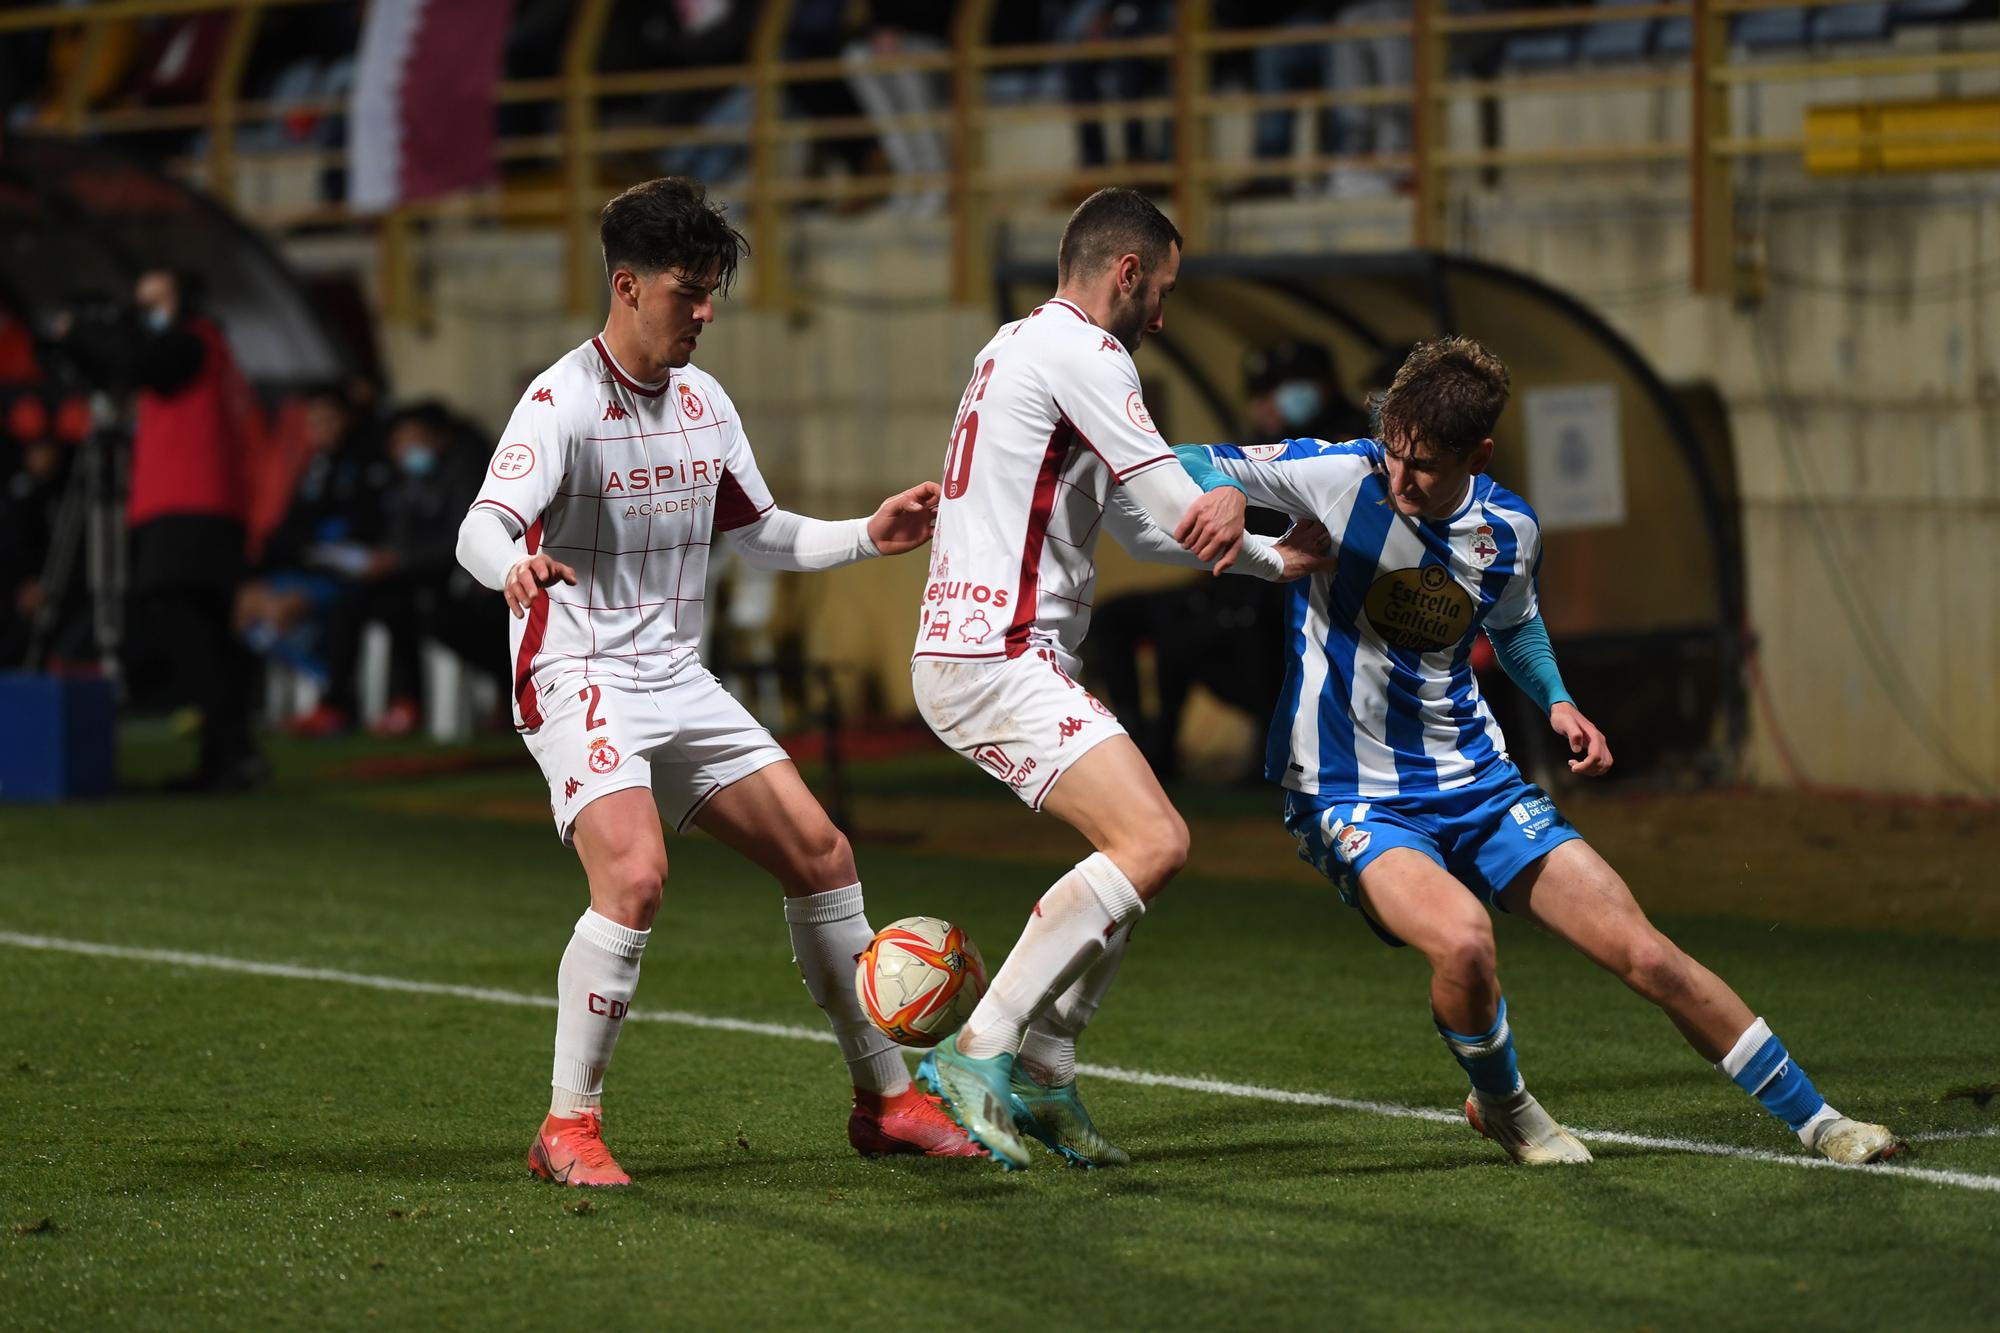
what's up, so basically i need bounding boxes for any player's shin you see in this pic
[783,883,910,1097]
[1435,996,1524,1100]
[1018,920,1132,1086]
[551,909,650,1117]
[1716,1017,1839,1144]
[959,854,1145,1061]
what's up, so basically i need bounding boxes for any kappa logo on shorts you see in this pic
[564,777,582,802]
[1056,717,1087,745]
[587,736,620,775]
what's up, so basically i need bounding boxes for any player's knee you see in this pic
[1434,921,1497,989]
[1621,931,1686,999]
[597,851,666,929]
[796,823,856,891]
[1119,808,1188,893]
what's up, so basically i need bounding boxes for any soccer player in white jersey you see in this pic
[909,189,1328,1169]
[1176,336,1899,1167]
[455,178,978,1187]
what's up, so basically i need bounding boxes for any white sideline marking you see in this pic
[5,930,1998,1196]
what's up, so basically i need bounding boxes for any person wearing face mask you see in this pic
[307,403,495,738]
[1243,338,1372,448]
[125,267,267,790]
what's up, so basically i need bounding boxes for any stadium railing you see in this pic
[4,0,1997,309]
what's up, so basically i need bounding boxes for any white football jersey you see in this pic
[913,297,1179,670]
[468,336,775,728]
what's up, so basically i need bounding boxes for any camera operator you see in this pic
[125,267,265,791]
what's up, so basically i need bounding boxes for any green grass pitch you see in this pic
[2,734,1996,1330]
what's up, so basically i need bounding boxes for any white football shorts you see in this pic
[521,670,791,844]
[911,649,1128,811]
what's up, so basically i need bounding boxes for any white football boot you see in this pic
[1806,1115,1902,1164]
[1465,1087,1594,1165]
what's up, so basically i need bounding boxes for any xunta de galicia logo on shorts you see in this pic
[587,736,620,774]
[1363,564,1473,653]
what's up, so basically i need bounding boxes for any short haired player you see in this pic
[1174,337,1899,1166]
[910,188,1326,1169]
[456,178,976,1187]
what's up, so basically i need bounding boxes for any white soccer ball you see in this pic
[854,915,988,1048]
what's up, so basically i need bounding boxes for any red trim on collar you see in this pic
[1045,298,1090,324]
[592,337,668,398]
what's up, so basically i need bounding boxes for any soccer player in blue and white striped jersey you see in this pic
[1177,336,1898,1167]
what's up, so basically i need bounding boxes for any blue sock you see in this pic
[1435,997,1523,1100]
[1719,1018,1827,1132]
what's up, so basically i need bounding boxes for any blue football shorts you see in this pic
[1282,762,1581,947]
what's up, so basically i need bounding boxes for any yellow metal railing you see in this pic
[9,0,1999,310]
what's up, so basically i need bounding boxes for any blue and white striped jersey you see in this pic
[1186,437,1544,798]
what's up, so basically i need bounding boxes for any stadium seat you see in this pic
[1891,0,1977,21]
[1500,28,1581,68]
[1812,3,1892,41]
[1655,15,1691,54]
[1581,0,1658,62]
[1733,7,1810,46]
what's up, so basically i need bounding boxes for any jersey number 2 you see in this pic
[579,685,605,730]
[943,358,996,499]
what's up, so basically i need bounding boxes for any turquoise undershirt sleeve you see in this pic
[1485,615,1573,714]
[1172,444,1245,496]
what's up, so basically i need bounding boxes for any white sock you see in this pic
[550,909,649,1117]
[1018,920,1133,1087]
[960,854,1145,1061]
[784,883,910,1097]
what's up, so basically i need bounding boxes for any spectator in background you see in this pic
[309,403,501,738]
[240,381,388,736]
[1059,0,1174,186]
[844,1,956,214]
[0,435,80,668]
[124,267,265,790]
[1243,338,1373,444]
[1233,0,1413,198]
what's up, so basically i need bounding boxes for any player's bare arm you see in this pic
[504,554,578,620]
[866,480,941,555]
[1549,701,1613,776]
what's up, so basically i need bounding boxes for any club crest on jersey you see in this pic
[1363,564,1473,653]
[1241,442,1288,461]
[492,443,535,480]
[1126,391,1156,434]
[959,610,992,643]
[1468,524,1499,569]
[677,383,705,421]
[587,738,621,775]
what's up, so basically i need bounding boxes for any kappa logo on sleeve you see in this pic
[491,444,536,480]
[532,387,554,405]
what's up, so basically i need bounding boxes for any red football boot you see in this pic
[849,1085,986,1158]
[529,1109,632,1187]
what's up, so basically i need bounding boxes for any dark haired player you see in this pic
[911,188,1328,1169]
[455,177,976,1186]
[1175,336,1899,1167]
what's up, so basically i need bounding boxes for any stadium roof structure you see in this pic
[998,252,1748,773]
[0,134,348,390]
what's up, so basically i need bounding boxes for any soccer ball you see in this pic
[854,916,988,1048]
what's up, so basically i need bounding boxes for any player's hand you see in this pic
[504,554,577,619]
[1274,518,1336,580]
[1174,487,1247,574]
[1550,701,1613,777]
[867,480,940,555]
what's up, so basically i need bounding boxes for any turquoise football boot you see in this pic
[1010,1067,1130,1168]
[917,1033,1034,1171]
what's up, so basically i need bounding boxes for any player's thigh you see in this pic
[1356,848,1496,966]
[1038,735,1188,899]
[571,786,670,928]
[692,759,856,896]
[1496,838,1654,969]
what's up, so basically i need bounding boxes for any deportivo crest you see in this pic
[1242,442,1288,461]
[1468,523,1499,570]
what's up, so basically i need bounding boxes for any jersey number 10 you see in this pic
[943,358,996,499]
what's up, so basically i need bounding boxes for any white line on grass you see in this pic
[5,930,1997,1195]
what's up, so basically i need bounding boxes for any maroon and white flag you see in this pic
[349,0,515,212]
